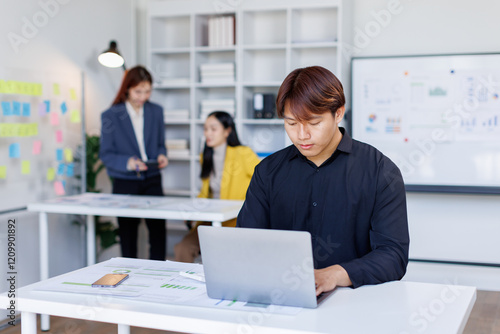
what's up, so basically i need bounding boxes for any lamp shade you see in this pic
[98,41,125,69]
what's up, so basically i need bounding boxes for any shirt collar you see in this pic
[125,101,144,118]
[289,127,353,162]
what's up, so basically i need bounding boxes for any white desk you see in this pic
[0,258,476,334]
[27,193,243,330]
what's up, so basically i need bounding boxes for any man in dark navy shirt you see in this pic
[237,66,409,295]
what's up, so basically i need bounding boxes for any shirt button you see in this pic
[316,169,320,173]
[313,202,317,207]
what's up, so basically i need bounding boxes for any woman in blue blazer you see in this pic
[100,66,168,260]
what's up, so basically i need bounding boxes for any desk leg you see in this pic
[39,212,50,331]
[21,312,37,334]
[212,221,222,227]
[117,324,130,334]
[87,215,96,266]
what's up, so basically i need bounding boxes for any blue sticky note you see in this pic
[9,143,20,158]
[57,163,65,176]
[66,163,74,177]
[2,101,12,116]
[60,102,68,114]
[62,180,66,188]
[22,103,31,116]
[12,101,21,116]
[44,100,51,113]
[56,148,63,161]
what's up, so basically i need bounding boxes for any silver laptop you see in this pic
[198,226,324,308]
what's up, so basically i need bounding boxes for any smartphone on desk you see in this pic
[145,160,159,170]
[92,274,129,288]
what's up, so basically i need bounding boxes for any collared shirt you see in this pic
[126,101,148,162]
[237,128,409,288]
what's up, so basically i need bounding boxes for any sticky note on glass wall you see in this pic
[56,130,63,143]
[0,166,6,179]
[56,148,63,161]
[33,140,42,155]
[70,88,77,100]
[22,102,31,116]
[64,148,73,162]
[12,101,21,116]
[46,167,55,181]
[38,102,46,116]
[2,101,12,116]
[9,143,20,158]
[70,109,81,123]
[60,102,68,114]
[51,112,60,126]
[21,160,30,175]
[57,163,65,175]
[53,83,60,95]
[66,163,74,177]
[54,181,65,196]
[44,100,51,113]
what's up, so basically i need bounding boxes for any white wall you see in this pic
[352,0,500,289]
[0,0,135,318]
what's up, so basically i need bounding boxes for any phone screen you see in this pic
[91,274,129,288]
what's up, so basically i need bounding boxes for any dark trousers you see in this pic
[112,175,166,260]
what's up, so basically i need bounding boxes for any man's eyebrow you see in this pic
[283,115,323,121]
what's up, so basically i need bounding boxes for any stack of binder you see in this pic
[208,15,235,47]
[166,139,190,159]
[199,63,235,84]
[200,99,235,120]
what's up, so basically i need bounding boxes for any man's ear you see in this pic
[335,106,346,124]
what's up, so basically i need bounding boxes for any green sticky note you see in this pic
[46,167,55,181]
[0,166,6,179]
[53,83,60,95]
[70,109,81,123]
[21,160,30,175]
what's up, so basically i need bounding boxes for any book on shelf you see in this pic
[200,99,235,119]
[200,63,235,83]
[208,15,235,47]
[156,78,190,86]
[167,149,190,159]
[200,99,235,117]
[166,139,190,159]
[166,139,189,150]
[164,109,190,120]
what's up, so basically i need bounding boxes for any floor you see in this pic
[1,290,499,334]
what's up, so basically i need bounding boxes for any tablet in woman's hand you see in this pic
[145,160,159,169]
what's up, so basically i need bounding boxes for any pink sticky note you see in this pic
[56,130,63,143]
[50,111,59,125]
[32,140,42,155]
[54,181,65,196]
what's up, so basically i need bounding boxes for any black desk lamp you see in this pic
[98,40,126,70]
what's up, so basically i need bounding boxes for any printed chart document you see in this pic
[36,258,301,315]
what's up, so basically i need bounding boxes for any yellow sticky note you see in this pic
[70,109,81,123]
[64,148,73,162]
[70,88,77,100]
[53,83,60,95]
[46,168,55,181]
[0,166,6,179]
[21,160,30,175]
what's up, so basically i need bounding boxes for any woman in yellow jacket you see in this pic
[174,111,261,262]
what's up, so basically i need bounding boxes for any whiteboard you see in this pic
[352,54,500,194]
[0,68,84,212]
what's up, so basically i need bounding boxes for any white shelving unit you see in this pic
[148,0,352,197]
